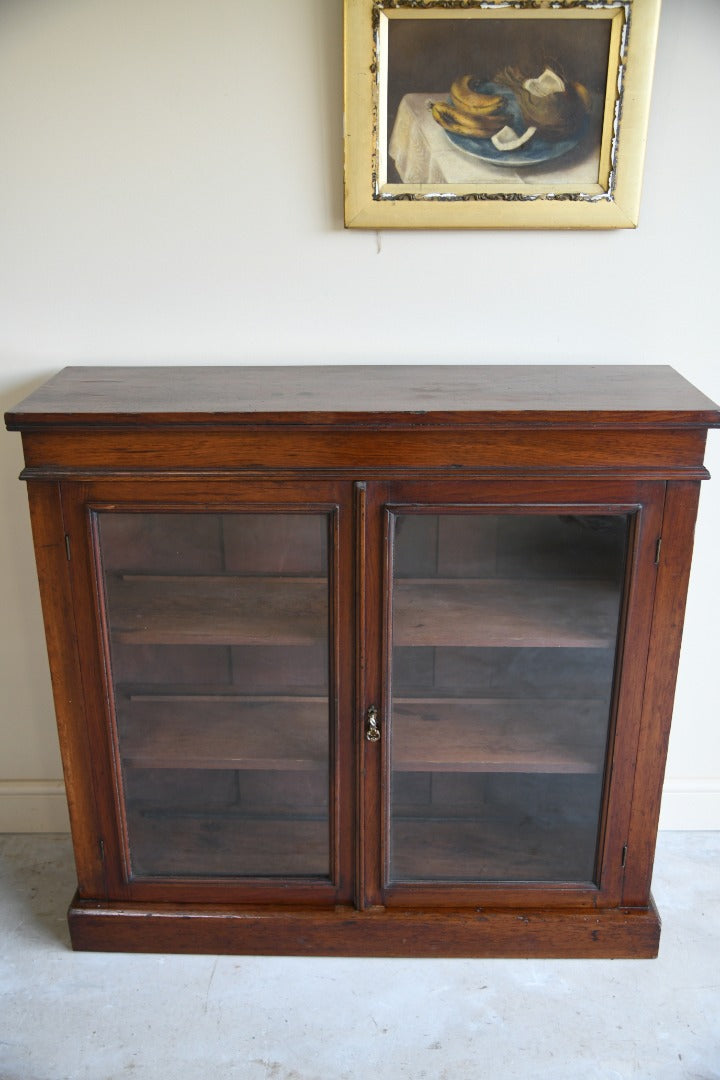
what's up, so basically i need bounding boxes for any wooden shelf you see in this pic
[116,691,607,776]
[126,807,596,881]
[392,698,609,774]
[390,818,597,882]
[107,573,619,650]
[106,575,327,646]
[118,696,328,771]
[126,809,329,878]
[394,579,619,649]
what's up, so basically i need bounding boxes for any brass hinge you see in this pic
[64,534,71,561]
[654,537,662,565]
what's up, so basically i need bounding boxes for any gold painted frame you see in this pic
[344,0,661,229]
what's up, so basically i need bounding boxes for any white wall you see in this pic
[1,0,718,831]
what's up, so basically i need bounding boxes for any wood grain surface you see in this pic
[6,364,720,429]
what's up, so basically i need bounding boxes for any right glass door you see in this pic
[387,505,631,887]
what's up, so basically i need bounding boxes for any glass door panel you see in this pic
[96,511,331,880]
[389,512,629,884]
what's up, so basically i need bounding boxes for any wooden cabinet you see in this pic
[6,365,719,957]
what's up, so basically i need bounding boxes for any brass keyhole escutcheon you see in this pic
[366,705,381,742]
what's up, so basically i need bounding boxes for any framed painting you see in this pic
[344,0,662,229]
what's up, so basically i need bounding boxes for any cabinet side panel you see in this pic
[25,482,106,897]
[622,481,702,907]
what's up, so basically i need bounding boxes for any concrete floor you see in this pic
[0,833,718,1080]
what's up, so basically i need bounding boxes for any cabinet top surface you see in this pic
[5,365,720,430]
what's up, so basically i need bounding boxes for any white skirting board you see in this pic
[0,779,718,833]
[659,779,720,831]
[0,781,70,833]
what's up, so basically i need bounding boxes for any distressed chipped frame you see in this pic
[343,0,661,229]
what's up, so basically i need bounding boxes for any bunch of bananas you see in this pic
[431,75,509,138]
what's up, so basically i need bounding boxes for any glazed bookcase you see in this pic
[5,365,719,956]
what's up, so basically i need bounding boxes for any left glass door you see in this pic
[63,480,352,901]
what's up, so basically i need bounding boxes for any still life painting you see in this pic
[344,0,662,229]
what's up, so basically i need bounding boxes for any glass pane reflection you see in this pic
[389,513,628,884]
[97,511,330,879]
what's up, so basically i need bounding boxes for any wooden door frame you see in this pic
[358,476,666,911]
[59,476,356,907]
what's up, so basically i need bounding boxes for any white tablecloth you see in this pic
[388,93,600,186]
